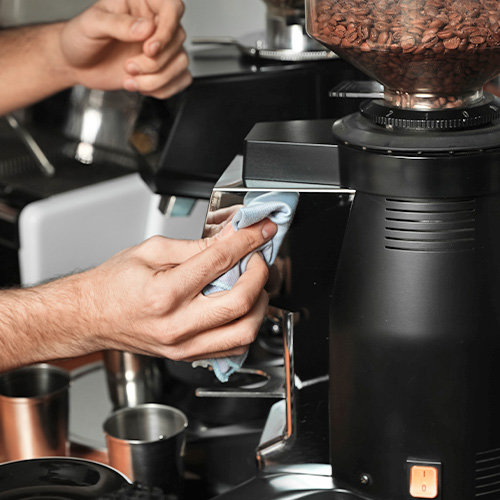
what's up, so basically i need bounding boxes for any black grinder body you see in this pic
[329,103,500,500]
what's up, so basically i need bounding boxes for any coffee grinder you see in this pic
[306,0,500,498]
[208,0,500,499]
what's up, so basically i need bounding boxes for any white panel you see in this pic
[18,174,152,285]
[0,0,266,39]
[18,173,210,286]
[183,0,266,50]
[0,0,95,26]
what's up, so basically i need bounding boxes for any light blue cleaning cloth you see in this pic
[193,190,299,382]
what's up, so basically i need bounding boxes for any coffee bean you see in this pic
[429,19,447,29]
[334,24,347,36]
[309,0,500,108]
[422,30,439,46]
[437,29,455,39]
[424,5,439,17]
[471,34,487,44]
[401,34,417,50]
[443,36,461,49]
[318,11,333,22]
[378,31,389,44]
[374,21,391,31]
[358,25,370,40]
[346,30,359,42]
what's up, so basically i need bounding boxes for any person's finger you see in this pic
[122,233,207,271]
[141,0,186,57]
[124,50,190,94]
[124,25,187,76]
[129,68,192,99]
[205,206,242,226]
[78,8,156,43]
[136,218,276,271]
[183,344,251,362]
[104,281,268,360]
[202,206,242,238]
[165,220,276,297]
[202,218,234,240]
[162,253,269,341]
[167,289,269,360]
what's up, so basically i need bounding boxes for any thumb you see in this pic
[219,218,277,241]
[201,218,277,252]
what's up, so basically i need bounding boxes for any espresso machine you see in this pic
[194,0,500,498]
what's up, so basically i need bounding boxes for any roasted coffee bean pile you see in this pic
[310,0,500,107]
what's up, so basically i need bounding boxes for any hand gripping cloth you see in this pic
[192,190,299,382]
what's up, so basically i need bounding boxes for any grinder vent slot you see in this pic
[384,198,476,252]
[476,447,500,499]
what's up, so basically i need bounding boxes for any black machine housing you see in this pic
[328,97,500,500]
[219,94,500,500]
[137,46,364,200]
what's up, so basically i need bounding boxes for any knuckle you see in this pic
[230,324,258,349]
[144,58,162,74]
[208,245,234,272]
[139,234,157,248]
[136,235,167,259]
[178,27,187,46]
[145,234,166,250]
[231,291,254,317]
[170,50,190,74]
[168,0,186,20]
[179,70,193,89]
[212,304,236,323]
[141,291,164,316]
[239,330,257,348]
[142,287,177,317]
[237,230,262,255]
[150,71,192,99]
[178,0,186,16]
[232,345,250,356]
[137,74,164,94]
[166,346,186,362]
[258,261,270,282]
[178,47,189,66]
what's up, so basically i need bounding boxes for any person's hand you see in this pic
[0,219,276,372]
[52,218,277,363]
[60,0,192,99]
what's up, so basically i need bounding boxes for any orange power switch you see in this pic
[409,465,439,499]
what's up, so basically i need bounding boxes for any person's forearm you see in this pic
[0,274,94,372]
[0,23,76,115]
